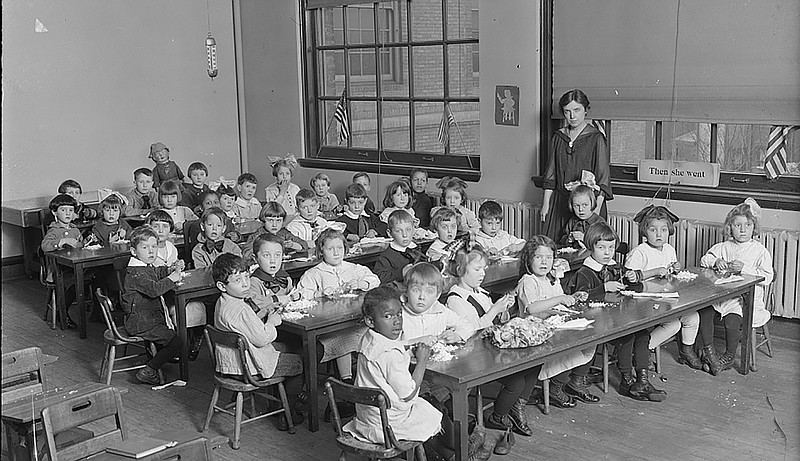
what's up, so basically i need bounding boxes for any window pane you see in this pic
[349,50,376,97]
[447,44,479,97]
[610,121,656,165]
[718,124,800,176]
[447,102,480,156]
[446,0,479,40]
[410,0,442,41]
[319,7,344,46]
[319,50,345,97]
[351,101,377,148]
[662,122,712,163]
[378,3,405,44]
[382,47,409,97]
[412,46,443,97]
[414,102,445,153]
[321,100,345,147]
[382,102,411,151]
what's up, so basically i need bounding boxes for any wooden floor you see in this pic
[2,277,799,461]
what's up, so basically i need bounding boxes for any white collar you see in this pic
[451,284,487,296]
[235,196,259,206]
[389,241,417,252]
[344,210,369,219]
[128,256,148,267]
[475,229,497,240]
[583,256,615,272]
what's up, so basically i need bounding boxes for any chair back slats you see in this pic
[325,378,397,449]
[96,288,136,342]
[204,325,262,386]
[2,347,47,404]
[41,387,127,461]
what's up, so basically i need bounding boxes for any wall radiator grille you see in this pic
[465,197,800,319]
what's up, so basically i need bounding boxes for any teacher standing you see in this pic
[541,89,612,242]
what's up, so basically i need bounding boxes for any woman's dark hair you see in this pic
[558,89,591,114]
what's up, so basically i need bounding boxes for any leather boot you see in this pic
[702,345,722,376]
[548,380,576,409]
[564,374,600,404]
[618,370,635,398]
[526,386,543,405]
[508,398,533,436]
[629,369,667,402]
[719,351,735,371]
[493,429,511,455]
[677,343,703,370]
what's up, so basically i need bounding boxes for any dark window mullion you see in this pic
[407,1,415,150]
[655,121,663,160]
[342,7,351,148]
[710,123,718,163]
[374,4,383,154]
[441,0,450,154]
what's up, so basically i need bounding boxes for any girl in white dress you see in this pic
[699,198,773,373]
[516,235,598,409]
[378,180,417,225]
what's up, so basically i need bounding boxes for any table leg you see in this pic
[53,258,67,331]
[739,285,756,375]
[451,387,470,461]
[303,332,320,432]
[75,263,87,339]
[176,294,189,381]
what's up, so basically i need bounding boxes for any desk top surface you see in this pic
[424,269,763,386]
[1,383,127,424]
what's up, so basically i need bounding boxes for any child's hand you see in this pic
[412,217,421,227]
[604,281,626,293]
[266,312,282,327]
[670,261,682,273]
[168,270,182,283]
[624,270,640,284]
[277,180,290,194]
[59,238,79,248]
[438,328,461,344]
[172,260,186,273]
[729,260,745,273]
[414,343,431,363]
[345,234,360,244]
[487,247,501,258]
[275,294,290,304]
[571,231,585,243]
[118,228,127,240]
[493,293,514,312]
[561,294,577,306]
[655,267,670,278]
[365,229,378,238]
[289,291,302,302]
[109,231,121,243]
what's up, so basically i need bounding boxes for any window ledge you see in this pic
[530,176,800,211]
[300,157,482,182]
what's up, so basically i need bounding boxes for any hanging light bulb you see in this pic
[206,33,218,79]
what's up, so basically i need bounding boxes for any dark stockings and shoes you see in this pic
[563,362,600,403]
[698,307,740,373]
[187,326,205,361]
[485,368,538,436]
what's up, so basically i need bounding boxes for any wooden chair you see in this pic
[41,387,128,461]
[95,288,164,385]
[749,282,776,372]
[37,246,59,330]
[325,378,426,461]
[202,325,295,449]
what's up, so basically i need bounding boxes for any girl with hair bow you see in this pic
[265,154,301,217]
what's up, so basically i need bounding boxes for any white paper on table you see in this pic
[715,275,745,285]
[553,318,595,330]
[621,291,679,298]
[359,237,392,245]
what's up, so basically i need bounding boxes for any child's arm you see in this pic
[352,265,380,291]
[372,253,396,285]
[740,246,774,286]
[402,343,431,401]
[295,269,323,299]
[184,207,199,222]
[192,244,211,269]
[624,248,670,282]
[463,208,480,231]
[518,282,576,318]
[700,242,727,270]
[127,266,178,298]
[238,300,279,344]
[442,308,476,342]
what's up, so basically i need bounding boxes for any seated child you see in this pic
[409,169,434,229]
[158,180,198,232]
[286,189,328,247]
[265,156,301,218]
[353,172,377,216]
[146,210,179,267]
[217,183,238,219]
[373,210,427,285]
[560,185,605,248]
[335,183,385,243]
[180,162,211,213]
[378,180,417,225]
[149,142,184,188]
[41,194,87,328]
[311,173,341,220]
[567,223,666,402]
[473,200,525,256]
[249,234,297,311]
[183,191,240,267]
[699,198,773,373]
[624,205,702,370]
[343,287,444,447]
[444,247,535,437]
[91,193,133,246]
[517,236,596,409]
[426,207,459,263]
[58,179,98,223]
[233,173,261,221]
[192,207,242,269]
[212,253,305,429]
[242,202,307,261]
[122,226,183,384]
[124,168,159,217]
[430,176,479,234]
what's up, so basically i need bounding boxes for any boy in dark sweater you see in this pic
[336,183,386,243]
[373,210,427,285]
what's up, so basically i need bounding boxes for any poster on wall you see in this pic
[495,85,519,126]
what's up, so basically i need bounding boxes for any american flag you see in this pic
[765,125,798,179]
[591,119,607,138]
[334,91,349,145]
[437,105,456,149]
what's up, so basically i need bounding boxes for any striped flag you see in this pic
[591,119,607,138]
[437,105,456,149]
[765,125,798,179]
[333,91,349,145]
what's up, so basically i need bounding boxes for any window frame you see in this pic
[300,0,482,181]
[536,0,800,211]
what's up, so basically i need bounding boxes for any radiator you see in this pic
[465,197,800,319]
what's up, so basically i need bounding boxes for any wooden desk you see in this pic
[2,383,127,461]
[425,269,762,461]
[84,431,216,461]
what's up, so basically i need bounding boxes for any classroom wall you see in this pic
[1,0,242,258]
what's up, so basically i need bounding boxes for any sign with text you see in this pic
[638,160,720,187]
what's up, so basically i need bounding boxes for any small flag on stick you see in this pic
[765,125,798,179]
[437,105,456,149]
[334,91,350,145]
[591,119,607,138]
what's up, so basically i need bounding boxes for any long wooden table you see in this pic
[424,268,762,461]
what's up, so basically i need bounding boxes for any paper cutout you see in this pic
[35,19,48,33]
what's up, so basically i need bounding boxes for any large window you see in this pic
[302,0,480,180]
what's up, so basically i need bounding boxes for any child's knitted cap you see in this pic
[149,142,169,159]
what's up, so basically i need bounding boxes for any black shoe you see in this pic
[276,408,304,432]
[188,335,203,361]
[619,371,635,398]
[484,412,512,431]
[702,345,722,376]
[586,368,604,386]
[493,429,511,456]
[678,343,704,370]
[628,369,667,402]
[548,381,577,409]
[508,398,532,436]
[564,375,600,404]
[136,366,160,385]
[719,351,735,371]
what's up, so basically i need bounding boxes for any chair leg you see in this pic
[762,323,774,358]
[277,382,295,434]
[542,378,550,415]
[654,346,661,374]
[248,393,257,419]
[105,344,116,385]
[749,328,758,373]
[602,344,609,394]
[202,385,220,432]
[232,392,244,450]
[475,386,484,428]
